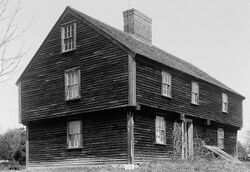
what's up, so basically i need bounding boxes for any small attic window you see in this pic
[61,23,76,52]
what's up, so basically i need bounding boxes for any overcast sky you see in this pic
[0,0,249,143]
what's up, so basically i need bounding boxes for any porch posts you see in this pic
[181,114,194,159]
[127,110,134,165]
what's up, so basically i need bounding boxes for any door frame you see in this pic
[181,118,193,159]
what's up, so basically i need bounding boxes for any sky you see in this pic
[0,0,250,143]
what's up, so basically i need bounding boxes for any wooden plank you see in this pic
[128,54,136,106]
[26,125,29,168]
[127,110,134,164]
[28,110,128,166]
[20,12,129,123]
[136,57,243,128]
[188,122,193,157]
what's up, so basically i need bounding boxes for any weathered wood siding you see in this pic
[134,108,177,163]
[28,110,127,167]
[136,56,243,128]
[133,108,237,164]
[20,12,129,123]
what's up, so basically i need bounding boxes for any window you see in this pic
[65,68,81,100]
[191,82,199,105]
[61,23,76,52]
[217,128,224,149]
[155,116,166,144]
[162,71,172,97]
[222,93,228,113]
[67,120,82,148]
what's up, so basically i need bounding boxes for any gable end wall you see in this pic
[20,12,129,122]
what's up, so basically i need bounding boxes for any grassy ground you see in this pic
[1,160,250,171]
[17,160,250,172]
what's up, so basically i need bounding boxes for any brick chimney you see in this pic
[123,8,152,44]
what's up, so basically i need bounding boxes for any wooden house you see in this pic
[16,6,245,168]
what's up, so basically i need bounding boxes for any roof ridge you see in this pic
[69,6,243,98]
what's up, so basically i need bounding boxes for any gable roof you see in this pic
[17,6,244,98]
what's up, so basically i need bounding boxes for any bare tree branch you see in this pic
[0,0,27,82]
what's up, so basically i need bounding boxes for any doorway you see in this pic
[181,119,193,159]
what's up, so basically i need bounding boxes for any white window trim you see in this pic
[222,93,228,113]
[67,120,83,149]
[191,81,199,105]
[155,115,166,145]
[61,22,76,53]
[65,67,81,101]
[217,128,224,149]
[161,71,172,98]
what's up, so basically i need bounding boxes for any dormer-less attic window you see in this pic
[222,93,228,113]
[61,23,76,52]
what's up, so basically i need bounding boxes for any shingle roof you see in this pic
[18,6,244,98]
[69,7,244,98]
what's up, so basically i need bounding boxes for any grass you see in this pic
[16,159,250,172]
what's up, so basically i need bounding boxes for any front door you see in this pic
[182,119,193,159]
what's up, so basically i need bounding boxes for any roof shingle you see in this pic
[69,6,244,98]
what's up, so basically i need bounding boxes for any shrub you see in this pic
[0,127,26,169]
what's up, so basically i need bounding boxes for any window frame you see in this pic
[222,93,228,113]
[61,22,76,53]
[67,120,83,149]
[155,115,166,145]
[191,81,199,105]
[161,71,172,98]
[217,128,224,149]
[65,67,81,101]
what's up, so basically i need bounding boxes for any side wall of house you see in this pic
[20,12,129,122]
[133,108,238,164]
[136,56,243,128]
[28,109,127,167]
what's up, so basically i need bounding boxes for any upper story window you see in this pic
[217,128,224,149]
[61,23,76,52]
[67,120,82,149]
[155,116,166,144]
[191,82,199,105]
[65,68,81,100]
[162,71,172,98]
[222,93,228,113]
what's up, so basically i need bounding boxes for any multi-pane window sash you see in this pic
[222,93,228,113]
[67,121,82,148]
[61,23,76,52]
[65,68,80,100]
[191,82,199,105]
[162,71,172,97]
[155,116,166,144]
[217,128,224,149]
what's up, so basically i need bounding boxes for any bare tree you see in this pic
[0,0,26,82]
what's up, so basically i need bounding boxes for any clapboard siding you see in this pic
[136,56,243,128]
[20,12,129,122]
[203,122,237,155]
[134,109,177,163]
[28,110,127,167]
[133,108,237,164]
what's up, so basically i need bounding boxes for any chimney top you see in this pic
[123,8,152,44]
